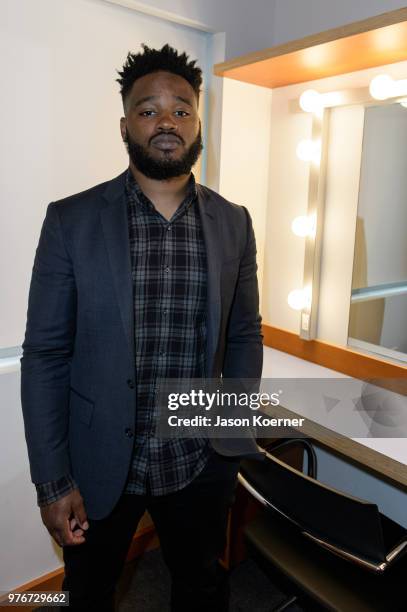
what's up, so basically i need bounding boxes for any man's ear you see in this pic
[120,117,127,142]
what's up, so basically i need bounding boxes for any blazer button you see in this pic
[125,428,134,438]
[127,379,135,389]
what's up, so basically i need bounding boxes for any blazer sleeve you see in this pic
[20,203,76,483]
[221,206,263,381]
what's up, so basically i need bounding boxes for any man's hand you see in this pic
[40,489,89,547]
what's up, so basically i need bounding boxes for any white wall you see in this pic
[0,368,62,591]
[218,78,273,305]
[1,0,214,350]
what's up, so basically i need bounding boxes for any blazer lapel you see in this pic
[196,184,222,378]
[100,172,135,359]
[99,173,223,376]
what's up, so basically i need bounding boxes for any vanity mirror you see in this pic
[348,102,407,363]
[214,7,407,378]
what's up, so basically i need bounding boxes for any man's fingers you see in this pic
[74,528,84,537]
[72,497,89,530]
[70,517,84,537]
[56,518,86,547]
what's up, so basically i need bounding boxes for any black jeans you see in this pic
[61,451,240,611]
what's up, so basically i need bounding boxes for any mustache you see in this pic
[150,132,184,145]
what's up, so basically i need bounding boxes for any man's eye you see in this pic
[175,110,189,117]
[140,110,156,116]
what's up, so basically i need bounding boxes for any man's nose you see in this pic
[157,112,177,131]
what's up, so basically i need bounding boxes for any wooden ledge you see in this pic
[262,324,407,383]
[214,8,407,88]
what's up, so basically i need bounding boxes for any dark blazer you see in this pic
[21,170,263,518]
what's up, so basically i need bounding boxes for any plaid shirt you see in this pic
[36,168,212,506]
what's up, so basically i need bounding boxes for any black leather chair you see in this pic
[238,438,407,612]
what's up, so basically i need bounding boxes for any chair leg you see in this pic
[271,594,298,612]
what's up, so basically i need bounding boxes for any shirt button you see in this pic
[159,351,166,357]
[164,266,170,273]
[163,309,168,315]
[127,379,135,389]
[167,225,172,231]
[125,428,134,438]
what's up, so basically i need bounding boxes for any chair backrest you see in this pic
[239,448,404,570]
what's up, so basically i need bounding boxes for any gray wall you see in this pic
[135,0,407,58]
[272,0,407,45]
[114,0,276,58]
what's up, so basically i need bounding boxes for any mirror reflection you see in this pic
[348,103,407,363]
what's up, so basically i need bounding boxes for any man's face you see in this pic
[120,70,203,180]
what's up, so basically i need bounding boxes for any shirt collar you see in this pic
[125,167,197,215]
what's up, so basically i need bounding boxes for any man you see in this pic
[20,44,263,611]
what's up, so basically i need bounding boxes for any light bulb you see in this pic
[287,287,311,311]
[296,139,321,164]
[369,74,395,100]
[287,287,312,311]
[288,290,305,310]
[291,214,316,238]
[299,89,322,113]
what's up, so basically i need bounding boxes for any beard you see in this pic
[124,125,203,180]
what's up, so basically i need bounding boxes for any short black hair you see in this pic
[116,43,203,112]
